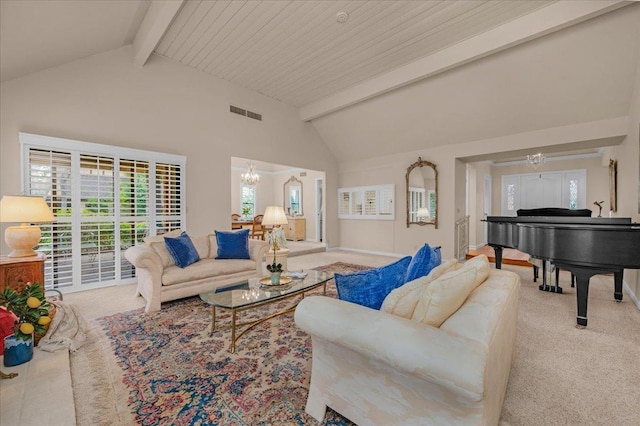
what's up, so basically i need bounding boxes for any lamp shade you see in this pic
[417,207,431,219]
[262,206,288,227]
[1,195,54,258]
[0,195,55,223]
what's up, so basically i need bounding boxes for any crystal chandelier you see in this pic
[526,153,545,169]
[241,161,260,186]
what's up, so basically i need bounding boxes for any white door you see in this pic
[501,170,585,215]
[521,173,562,208]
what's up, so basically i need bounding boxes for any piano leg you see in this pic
[574,272,591,327]
[614,270,623,302]
[493,246,503,269]
[555,264,617,328]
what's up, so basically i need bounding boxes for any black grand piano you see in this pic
[486,213,640,327]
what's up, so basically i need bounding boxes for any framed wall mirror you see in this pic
[284,176,303,216]
[406,157,438,228]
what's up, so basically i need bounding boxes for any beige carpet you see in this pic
[69,262,640,425]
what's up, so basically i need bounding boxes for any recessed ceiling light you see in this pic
[336,11,349,23]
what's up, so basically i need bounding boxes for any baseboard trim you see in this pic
[623,281,640,311]
[469,243,487,250]
[327,246,404,259]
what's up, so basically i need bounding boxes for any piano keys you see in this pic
[486,216,640,327]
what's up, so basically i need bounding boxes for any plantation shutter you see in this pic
[22,133,186,292]
[119,160,150,279]
[29,149,74,289]
[79,154,116,285]
[338,185,395,220]
[155,163,183,234]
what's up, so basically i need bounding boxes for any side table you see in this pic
[0,253,46,293]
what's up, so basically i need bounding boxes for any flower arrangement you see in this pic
[0,283,51,341]
[266,228,286,274]
[267,227,287,251]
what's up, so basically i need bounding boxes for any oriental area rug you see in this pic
[96,262,370,426]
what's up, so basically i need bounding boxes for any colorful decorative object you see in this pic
[97,262,369,425]
[0,282,50,340]
[3,333,33,367]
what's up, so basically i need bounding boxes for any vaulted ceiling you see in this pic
[1,0,639,162]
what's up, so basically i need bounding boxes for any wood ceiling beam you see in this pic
[133,0,185,67]
[299,0,631,122]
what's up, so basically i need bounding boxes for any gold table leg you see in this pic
[1,371,18,379]
[209,306,217,337]
[230,310,237,354]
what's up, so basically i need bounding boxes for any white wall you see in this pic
[610,46,640,297]
[0,46,339,255]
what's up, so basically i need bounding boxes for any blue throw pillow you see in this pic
[164,232,200,268]
[335,256,412,310]
[215,229,250,260]
[405,244,442,283]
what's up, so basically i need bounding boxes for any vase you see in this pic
[270,272,282,285]
[3,334,33,367]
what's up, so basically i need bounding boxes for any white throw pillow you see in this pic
[190,235,210,260]
[381,258,459,318]
[144,229,182,246]
[411,267,478,327]
[150,241,176,268]
[458,255,490,289]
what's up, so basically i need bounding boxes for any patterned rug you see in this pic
[97,262,371,425]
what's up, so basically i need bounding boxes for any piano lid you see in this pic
[485,216,633,225]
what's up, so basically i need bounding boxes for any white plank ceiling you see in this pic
[155,0,556,107]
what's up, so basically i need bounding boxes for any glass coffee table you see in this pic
[199,270,333,353]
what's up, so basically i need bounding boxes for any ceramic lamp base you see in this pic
[5,225,41,258]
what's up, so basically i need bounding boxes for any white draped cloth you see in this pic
[38,301,91,353]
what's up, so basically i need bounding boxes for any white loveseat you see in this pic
[295,262,520,425]
[125,231,269,313]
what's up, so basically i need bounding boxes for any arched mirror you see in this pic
[406,157,437,228]
[283,176,303,216]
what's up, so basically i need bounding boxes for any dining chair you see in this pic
[251,214,265,240]
[231,213,242,230]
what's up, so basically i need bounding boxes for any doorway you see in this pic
[483,174,492,244]
[315,178,324,242]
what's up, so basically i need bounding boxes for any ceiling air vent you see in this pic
[230,105,246,116]
[230,105,262,121]
[246,111,262,121]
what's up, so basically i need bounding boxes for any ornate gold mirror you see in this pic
[406,157,437,228]
[283,176,303,216]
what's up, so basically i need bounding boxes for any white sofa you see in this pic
[295,265,520,425]
[125,232,269,313]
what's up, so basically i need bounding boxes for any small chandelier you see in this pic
[526,153,545,169]
[241,161,260,186]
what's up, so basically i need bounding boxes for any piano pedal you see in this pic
[539,284,563,294]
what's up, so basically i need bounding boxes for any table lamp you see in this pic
[417,207,431,221]
[262,206,288,266]
[0,195,55,258]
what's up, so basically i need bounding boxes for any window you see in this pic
[241,184,256,218]
[408,186,425,222]
[507,184,515,211]
[21,133,186,292]
[338,185,394,220]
